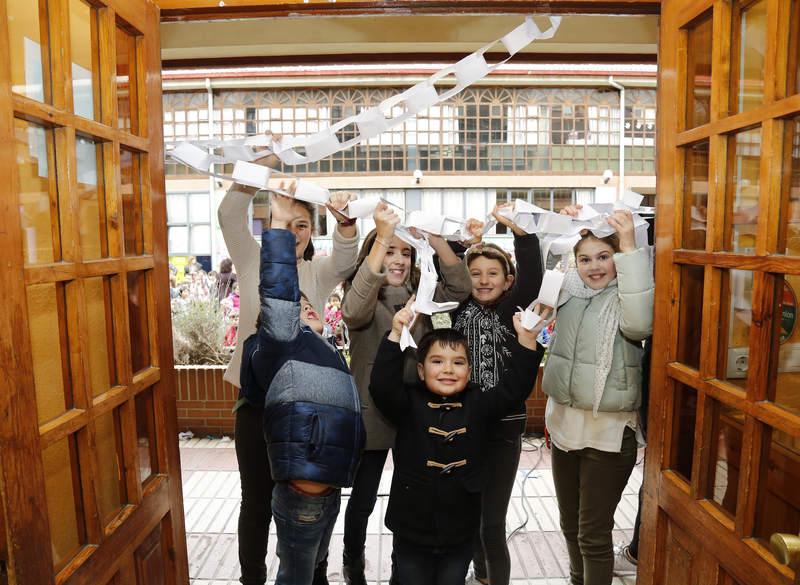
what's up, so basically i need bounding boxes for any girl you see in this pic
[340,202,472,585]
[219,180,360,585]
[451,205,544,585]
[542,206,653,585]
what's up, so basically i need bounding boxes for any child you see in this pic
[219,179,359,585]
[542,207,653,585]
[239,203,365,585]
[340,203,472,584]
[451,205,544,585]
[368,300,549,585]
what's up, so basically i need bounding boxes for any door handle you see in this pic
[769,533,800,571]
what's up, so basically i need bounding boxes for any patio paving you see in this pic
[181,436,641,585]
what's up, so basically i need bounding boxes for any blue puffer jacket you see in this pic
[240,229,365,488]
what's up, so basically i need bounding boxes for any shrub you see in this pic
[172,300,231,365]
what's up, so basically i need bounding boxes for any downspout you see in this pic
[608,76,625,198]
[206,77,218,266]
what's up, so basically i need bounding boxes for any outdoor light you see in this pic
[602,169,613,184]
[413,169,423,184]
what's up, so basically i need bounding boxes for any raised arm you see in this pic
[257,195,307,345]
[607,210,654,341]
[429,234,472,303]
[218,184,260,270]
[368,302,415,422]
[479,310,549,419]
[341,202,400,330]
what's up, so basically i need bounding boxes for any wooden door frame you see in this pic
[0,0,188,583]
[157,0,661,22]
[640,1,800,584]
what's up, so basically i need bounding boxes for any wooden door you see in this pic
[641,0,800,584]
[0,0,188,584]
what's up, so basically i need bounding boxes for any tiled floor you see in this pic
[181,436,641,585]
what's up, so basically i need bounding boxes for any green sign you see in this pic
[780,281,797,344]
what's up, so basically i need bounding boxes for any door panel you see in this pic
[642,0,800,584]
[0,0,188,583]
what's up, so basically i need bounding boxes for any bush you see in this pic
[172,299,231,365]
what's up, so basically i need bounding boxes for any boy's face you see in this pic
[417,341,471,397]
[300,297,324,334]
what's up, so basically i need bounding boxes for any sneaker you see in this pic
[464,569,489,585]
[613,544,638,575]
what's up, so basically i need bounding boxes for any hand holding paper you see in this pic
[513,303,552,350]
[389,296,416,350]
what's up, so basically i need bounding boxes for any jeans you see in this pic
[393,536,472,585]
[342,449,389,556]
[472,436,521,585]
[551,428,637,585]
[235,402,275,585]
[272,482,341,585]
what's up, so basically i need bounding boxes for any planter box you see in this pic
[174,365,237,436]
[175,364,548,437]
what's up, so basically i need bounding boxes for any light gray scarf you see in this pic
[556,269,622,417]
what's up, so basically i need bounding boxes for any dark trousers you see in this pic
[628,458,644,559]
[472,436,522,585]
[342,449,389,556]
[394,536,472,585]
[551,428,637,585]
[235,402,276,585]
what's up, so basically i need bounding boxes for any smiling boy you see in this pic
[368,300,548,585]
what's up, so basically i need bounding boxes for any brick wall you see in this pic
[175,365,548,437]
[525,369,547,435]
[175,365,237,436]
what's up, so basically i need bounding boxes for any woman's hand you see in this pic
[560,204,582,218]
[606,209,636,252]
[326,191,357,222]
[389,296,415,343]
[492,203,526,237]
[269,183,302,229]
[461,218,485,245]
[373,202,400,241]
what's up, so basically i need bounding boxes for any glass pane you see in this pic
[128,270,151,374]
[686,14,713,128]
[115,23,138,133]
[733,0,767,114]
[27,283,69,425]
[85,277,116,397]
[135,389,158,482]
[754,426,800,547]
[682,141,709,250]
[190,225,211,255]
[69,0,99,120]
[677,264,705,370]
[95,410,124,525]
[76,137,106,260]
[42,436,82,568]
[793,1,800,96]
[166,194,187,224]
[7,0,48,101]
[15,119,57,265]
[719,269,753,388]
[724,127,761,253]
[771,275,800,417]
[168,226,188,254]
[671,381,699,482]
[120,148,144,256]
[708,401,744,517]
[781,116,800,255]
[189,193,210,223]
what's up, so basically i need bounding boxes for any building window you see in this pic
[550,105,587,145]
[166,192,211,255]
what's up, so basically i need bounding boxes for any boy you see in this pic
[369,299,548,585]
[240,198,365,585]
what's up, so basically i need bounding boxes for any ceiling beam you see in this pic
[159,0,661,23]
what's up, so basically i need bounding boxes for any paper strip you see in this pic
[293,179,330,205]
[232,160,272,189]
[538,270,565,308]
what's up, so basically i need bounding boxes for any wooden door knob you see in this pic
[769,533,800,570]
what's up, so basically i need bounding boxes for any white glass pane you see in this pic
[168,226,188,253]
[189,193,210,223]
[166,194,187,223]
[190,224,211,254]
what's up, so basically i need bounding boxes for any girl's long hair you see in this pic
[345,229,420,299]
[573,231,621,255]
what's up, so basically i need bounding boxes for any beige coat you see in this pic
[342,260,471,450]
